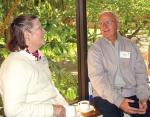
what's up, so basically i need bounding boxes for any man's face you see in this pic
[99,14,118,40]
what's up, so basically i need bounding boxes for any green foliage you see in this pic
[0,38,9,65]
[52,70,78,102]
[46,57,78,102]
[87,0,150,42]
[42,13,77,62]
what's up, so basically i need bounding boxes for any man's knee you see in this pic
[91,96,123,117]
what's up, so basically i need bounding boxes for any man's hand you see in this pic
[53,104,66,117]
[119,99,140,114]
[137,99,147,114]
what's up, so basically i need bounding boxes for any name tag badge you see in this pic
[120,51,130,58]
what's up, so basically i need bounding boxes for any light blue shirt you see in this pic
[114,40,126,88]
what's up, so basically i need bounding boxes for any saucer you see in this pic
[77,105,95,113]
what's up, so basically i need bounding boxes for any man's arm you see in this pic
[132,43,149,100]
[88,45,124,107]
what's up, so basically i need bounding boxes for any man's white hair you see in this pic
[98,11,120,29]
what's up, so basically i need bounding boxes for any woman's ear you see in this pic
[24,31,31,46]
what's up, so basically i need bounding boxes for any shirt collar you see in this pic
[19,50,42,61]
[103,32,121,45]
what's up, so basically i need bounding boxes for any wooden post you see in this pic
[76,0,89,100]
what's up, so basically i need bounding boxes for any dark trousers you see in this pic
[90,96,150,117]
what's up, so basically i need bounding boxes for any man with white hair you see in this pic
[88,11,150,117]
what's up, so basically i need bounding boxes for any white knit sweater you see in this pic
[0,50,68,117]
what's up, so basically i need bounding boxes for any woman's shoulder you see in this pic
[7,52,30,63]
[1,52,33,70]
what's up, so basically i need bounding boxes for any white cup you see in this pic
[66,105,76,117]
[78,100,90,112]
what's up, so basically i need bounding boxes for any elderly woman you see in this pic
[0,15,68,117]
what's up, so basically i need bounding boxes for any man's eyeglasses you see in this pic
[100,20,115,26]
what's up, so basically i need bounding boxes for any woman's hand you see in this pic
[53,104,66,117]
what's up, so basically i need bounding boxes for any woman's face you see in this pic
[25,18,45,52]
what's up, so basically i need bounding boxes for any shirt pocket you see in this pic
[120,58,131,68]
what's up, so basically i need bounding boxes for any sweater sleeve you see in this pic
[1,60,54,117]
[132,44,150,100]
[52,87,69,106]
